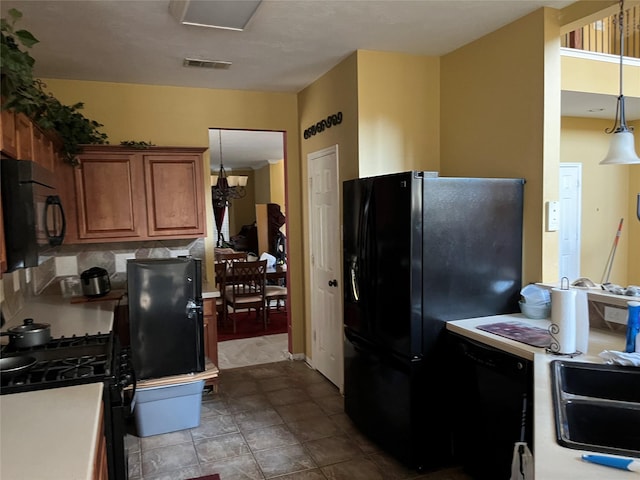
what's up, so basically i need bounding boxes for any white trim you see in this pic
[560,47,640,67]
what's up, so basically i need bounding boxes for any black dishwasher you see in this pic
[446,331,533,480]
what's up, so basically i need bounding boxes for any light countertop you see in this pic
[202,281,220,299]
[1,291,220,480]
[0,383,104,480]
[1,296,115,480]
[1,294,116,337]
[447,313,633,480]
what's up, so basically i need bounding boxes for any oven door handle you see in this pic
[122,357,137,418]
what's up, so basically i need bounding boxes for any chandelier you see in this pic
[211,130,248,208]
[600,0,640,165]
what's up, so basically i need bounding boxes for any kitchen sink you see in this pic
[550,360,640,458]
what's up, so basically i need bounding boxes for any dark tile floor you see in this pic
[125,360,472,480]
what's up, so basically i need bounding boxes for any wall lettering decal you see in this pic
[304,112,343,139]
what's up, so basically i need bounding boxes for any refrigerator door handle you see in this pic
[349,257,360,302]
[186,299,201,319]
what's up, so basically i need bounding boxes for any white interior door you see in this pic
[559,163,582,281]
[308,145,343,391]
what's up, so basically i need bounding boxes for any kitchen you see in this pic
[2,1,640,479]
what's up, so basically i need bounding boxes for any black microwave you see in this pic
[1,158,66,272]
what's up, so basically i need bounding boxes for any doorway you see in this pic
[209,128,290,368]
[559,163,582,281]
[308,145,343,391]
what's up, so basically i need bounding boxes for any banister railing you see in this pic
[561,4,640,59]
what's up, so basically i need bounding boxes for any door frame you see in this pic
[307,144,343,390]
[559,162,582,281]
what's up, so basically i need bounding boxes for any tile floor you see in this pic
[218,333,290,370]
[125,358,473,480]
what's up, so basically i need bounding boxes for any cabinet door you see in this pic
[93,403,109,480]
[143,153,205,237]
[15,113,33,160]
[74,152,146,239]
[0,109,18,158]
[32,126,55,172]
[202,298,218,367]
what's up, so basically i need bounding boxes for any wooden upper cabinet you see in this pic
[143,152,205,237]
[74,151,146,240]
[63,145,207,243]
[15,113,34,161]
[32,125,56,172]
[0,109,18,158]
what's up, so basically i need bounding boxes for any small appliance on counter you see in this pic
[80,267,111,297]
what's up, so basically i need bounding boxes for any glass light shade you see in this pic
[600,131,640,165]
[237,176,248,187]
[227,176,239,187]
[210,174,218,186]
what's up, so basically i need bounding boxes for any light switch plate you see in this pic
[115,253,136,273]
[546,201,560,232]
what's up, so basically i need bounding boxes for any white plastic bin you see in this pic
[134,380,204,437]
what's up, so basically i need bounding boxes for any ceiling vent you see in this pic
[169,0,262,31]
[183,58,232,69]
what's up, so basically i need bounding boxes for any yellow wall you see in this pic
[560,117,636,285]
[440,8,561,285]
[561,55,640,98]
[298,53,359,356]
[269,161,286,210]
[356,51,441,175]
[227,168,256,236]
[297,50,442,359]
[559,42,640,286]
[253,161,285,209]
[40,78,306,353]
[254,165,271,205]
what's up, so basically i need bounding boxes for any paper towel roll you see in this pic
[574,288,589,353]
[550,287,577,354]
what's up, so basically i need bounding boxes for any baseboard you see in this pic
[288,352,306,361]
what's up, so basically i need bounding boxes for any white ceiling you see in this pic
[2,0,637,169]
[209,129,284,171]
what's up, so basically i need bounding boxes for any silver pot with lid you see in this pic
[0,318,52,348]
[80,267,111,297]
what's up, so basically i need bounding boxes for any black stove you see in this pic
[1,333,113,394]
[0,332,134,480]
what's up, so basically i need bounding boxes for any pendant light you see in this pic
[211,130,248,208]
[600,0,640,165]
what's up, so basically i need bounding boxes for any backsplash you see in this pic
[1,238,205,321]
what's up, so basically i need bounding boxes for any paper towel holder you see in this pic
[546,277,583,357]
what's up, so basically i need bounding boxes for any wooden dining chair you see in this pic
[216,251,248,268]
[224,260,267,333]
[265,284,287,318]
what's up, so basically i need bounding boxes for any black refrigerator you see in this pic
[343,171,524,470]
[127,257,205,380]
